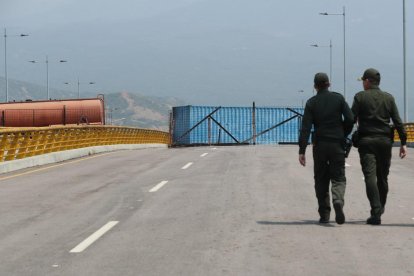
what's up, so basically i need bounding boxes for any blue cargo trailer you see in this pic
[172,105,304,146]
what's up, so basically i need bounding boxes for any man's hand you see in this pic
[400,145,407,159]
[299,154,306,166]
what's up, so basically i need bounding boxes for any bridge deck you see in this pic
[0,146,413,275]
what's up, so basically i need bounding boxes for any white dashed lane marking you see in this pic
[345,163,351,167]
[182,162,193,170]
[149,181,169,192]
[200,153,208,157]
[70,221,119,253]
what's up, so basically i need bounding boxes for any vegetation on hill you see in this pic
[104,92,185,130]
[0,77,185,130]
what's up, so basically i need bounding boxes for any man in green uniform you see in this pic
[299,73,354,224]
[352,68,407,225]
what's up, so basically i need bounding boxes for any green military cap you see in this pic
[361,68,381,82]
[314,72,329,85]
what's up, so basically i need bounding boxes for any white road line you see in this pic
[182,162,193,169]
[69,221,119,253]
[345,163,351,167]
[200,153,208,157]
[212,148,217,150]
[149,181,169,192]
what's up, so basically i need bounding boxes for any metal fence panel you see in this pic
[255,107,302,144]
[172,105,304,145]
[172,106,192,144]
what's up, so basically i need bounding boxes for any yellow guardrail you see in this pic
[0,125,170,162]
[394,123,414,143]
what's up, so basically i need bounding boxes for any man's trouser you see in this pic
[312,141,346,218]
[358,136,392,218]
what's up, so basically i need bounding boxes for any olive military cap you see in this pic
[314,72,329,85]
[361,68,381,82]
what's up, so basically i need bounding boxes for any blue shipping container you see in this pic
[172,105,304,145]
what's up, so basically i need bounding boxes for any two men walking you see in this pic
[299,69,407,225]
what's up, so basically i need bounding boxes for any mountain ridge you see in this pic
[0,76,185,130]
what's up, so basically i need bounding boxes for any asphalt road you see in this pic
[0,145,413,276]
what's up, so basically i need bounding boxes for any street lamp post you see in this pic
[320,6,346,100]
[65,78,95,98]
[298,89,305,108]
[310,39,333,83]
[3,28,29,102]
[403,0,407,122]
[29,56,67,100]
[105,107,118,125]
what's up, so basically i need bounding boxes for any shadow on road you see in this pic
[257,220,414,227]
[343,220,414,227]
[373,223,414,227]
[257,220,335,227]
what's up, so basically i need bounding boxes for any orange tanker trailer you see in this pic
[0,96,105,127]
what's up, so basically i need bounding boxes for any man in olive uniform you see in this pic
[352,68,407,225]
[299,73,354,224]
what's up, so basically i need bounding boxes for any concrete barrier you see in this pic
[0,144,167,175]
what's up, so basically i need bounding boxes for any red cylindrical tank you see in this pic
[0,97,105,127]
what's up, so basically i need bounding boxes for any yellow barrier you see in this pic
[394,123,414,143]
[0,125,170,162]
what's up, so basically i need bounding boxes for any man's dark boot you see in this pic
[366,216,381,225]
[319,215,330,223]
[333,202,345,225]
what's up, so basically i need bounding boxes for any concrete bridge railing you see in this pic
[394,123,414,144]
[0,125,170,162]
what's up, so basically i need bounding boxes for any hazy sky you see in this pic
[1,0,413,116]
